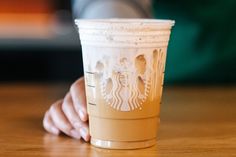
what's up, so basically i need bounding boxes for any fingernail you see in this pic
[79,110,86,121]
[70,129,81,139]
[80,127,89,141]
[51,126,59,135]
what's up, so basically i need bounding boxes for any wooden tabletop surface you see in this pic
[0,84,235,157]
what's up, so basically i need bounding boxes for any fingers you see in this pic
[43,77,90,141]
[62,92,90,141]
[49,100,81,139]
[70,77,88,122]
[62,93,82,128]
[43,111,60,135]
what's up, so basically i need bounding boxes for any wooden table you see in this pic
[0,84,236,157]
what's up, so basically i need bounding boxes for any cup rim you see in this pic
[75,18,175,29]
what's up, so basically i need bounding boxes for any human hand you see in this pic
[43,77,90,141]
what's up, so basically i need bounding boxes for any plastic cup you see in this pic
[75,19,174,149]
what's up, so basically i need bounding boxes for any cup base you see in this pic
[91,138,157,149]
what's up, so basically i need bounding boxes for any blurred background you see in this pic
[0,0,235,85]
[0,0,82,82]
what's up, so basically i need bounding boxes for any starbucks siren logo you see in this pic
[94,49,164,112]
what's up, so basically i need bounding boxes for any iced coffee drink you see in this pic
[75,19,174,149]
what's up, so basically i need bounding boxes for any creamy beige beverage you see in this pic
[75,19,174,149]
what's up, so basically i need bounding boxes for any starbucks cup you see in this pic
[75,19,174,149]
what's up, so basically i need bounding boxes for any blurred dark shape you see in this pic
[0,0,83,82]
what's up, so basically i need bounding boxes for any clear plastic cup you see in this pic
[75,19,174,149]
